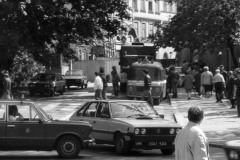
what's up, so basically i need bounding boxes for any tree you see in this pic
[154,0,240,67]
[0,0,130,69]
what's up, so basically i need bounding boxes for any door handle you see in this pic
[7,125,15,128]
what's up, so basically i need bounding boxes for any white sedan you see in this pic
[69,100,182,155]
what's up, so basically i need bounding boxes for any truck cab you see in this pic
[127,62,167,105]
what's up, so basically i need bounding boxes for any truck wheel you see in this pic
[56,135,81,158]
[161,149,175,155]
[81,85,84,89]
[114,133,129,154]
[85,84,88,88]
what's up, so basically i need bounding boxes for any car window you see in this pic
[0,104,6,121]
[76,103,89,116]
[96,102,110,118]
[8,104,40,122]
[82,102,98,117]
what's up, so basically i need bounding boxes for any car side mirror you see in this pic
[101,114,110,118]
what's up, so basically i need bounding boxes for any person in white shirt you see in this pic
[94,72,103,100]
[175,106,209,160]
[212,69,225,103]
[201,66,213,98]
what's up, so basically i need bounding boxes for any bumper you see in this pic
[29,88,54,93]
[128,135,175,149]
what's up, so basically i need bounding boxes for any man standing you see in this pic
[2,72,11,100]
[212,69,225,103]
[168,67,179,98]
[94,72,103,100]
[141,69,153,106]
[234,69,240,117]
[226,71,235,108]
[99,68,108,100]
[175,106,209,160]
[111,66,120,97]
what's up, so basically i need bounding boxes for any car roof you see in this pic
[86,100,147,103]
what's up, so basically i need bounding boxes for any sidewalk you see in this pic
[172,88,240,148]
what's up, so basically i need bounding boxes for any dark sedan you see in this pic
[0,100,93,158]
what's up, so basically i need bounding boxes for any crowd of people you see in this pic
[167,61,240,116]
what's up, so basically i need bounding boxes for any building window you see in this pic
[148,23,154,37]
[163,1,167,12]
[141,23,146,39]
[173,2,177,13]
[134,22,139,37]
[140,0,145,12]
[132,0,138,12]
[148,0,153,13]
[167,3,172,12]
[155,0,160,14]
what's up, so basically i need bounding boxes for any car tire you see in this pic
[161,149,175,155]
[56,135,81,158]
[154,98,160,105]
[81,85,84,89]
[50,88,55,97]
[114,133,129,154]
[84,84,88,88]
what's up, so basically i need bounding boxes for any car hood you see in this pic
[30,81,54,84]
[115,118,181,128]
[225,140,240,150]
[64,75,87,79]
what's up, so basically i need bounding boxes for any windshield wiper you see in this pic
[127,114,145,118]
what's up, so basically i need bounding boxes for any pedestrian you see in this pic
[194,69,202,96]
[141,69,153,106]
[212,69,225,103]
[94,72,103,100]
[111,66,120,97]
[175,106,210,160]
[201,66,213,99]
[99,67,108,100]
[220,65,228,97]
[119,70,127,93]
[226,71,235,108]
[233,69,240,117]
[2,71,11,100]
[182,60,189,74]
[183,70,195,100]
[168,66,179,98]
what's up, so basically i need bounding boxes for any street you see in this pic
[0,86,227,160]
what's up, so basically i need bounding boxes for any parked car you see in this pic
[69,100,182,155]
[0,100,93,158]
[28,73,66,96]
[224,140,240,160]
[64,70,88,89]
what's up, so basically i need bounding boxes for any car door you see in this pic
[94,102,111,141]
[0,104,6,147]
[5,104,45,149]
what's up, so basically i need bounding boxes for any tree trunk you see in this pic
[227,38,238,68]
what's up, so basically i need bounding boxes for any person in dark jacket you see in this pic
[141,69,153,106]
[194,69,202,96]
[111,66,120,97]
[226,71,235,108]
[234,69,240,117]
[2,72,11,100]
[168,67,179,98]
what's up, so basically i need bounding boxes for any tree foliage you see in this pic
[0,0,130,67]
[154,0,240,66]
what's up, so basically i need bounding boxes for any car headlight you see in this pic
[170,128,175,135]
[229,150,239,160]
[155,88,160,93]
[128,87,133,92]
[141,128,146,135]
[134,128,140,135]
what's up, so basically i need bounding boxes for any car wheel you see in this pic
[114,133,129,154]
[161,149,175,155]
[50,88,55,96]
[56,135,81,158]
[84,84,88,88]
[81,85,84,89]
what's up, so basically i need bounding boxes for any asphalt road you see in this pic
[0,87,227,160]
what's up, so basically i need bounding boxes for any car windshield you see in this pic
[65,70,83,76]
[33,74,56,81]
[110,102,159,118]
[128,67,164,81]
[34,103,51,121]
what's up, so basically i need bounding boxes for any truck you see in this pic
[119,43,167,105]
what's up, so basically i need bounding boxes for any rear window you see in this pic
[128,67,165,81]
[65,70,84,76]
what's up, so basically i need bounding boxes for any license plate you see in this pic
[148,142,167,146]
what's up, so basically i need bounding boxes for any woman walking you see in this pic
[183,70,195,100]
